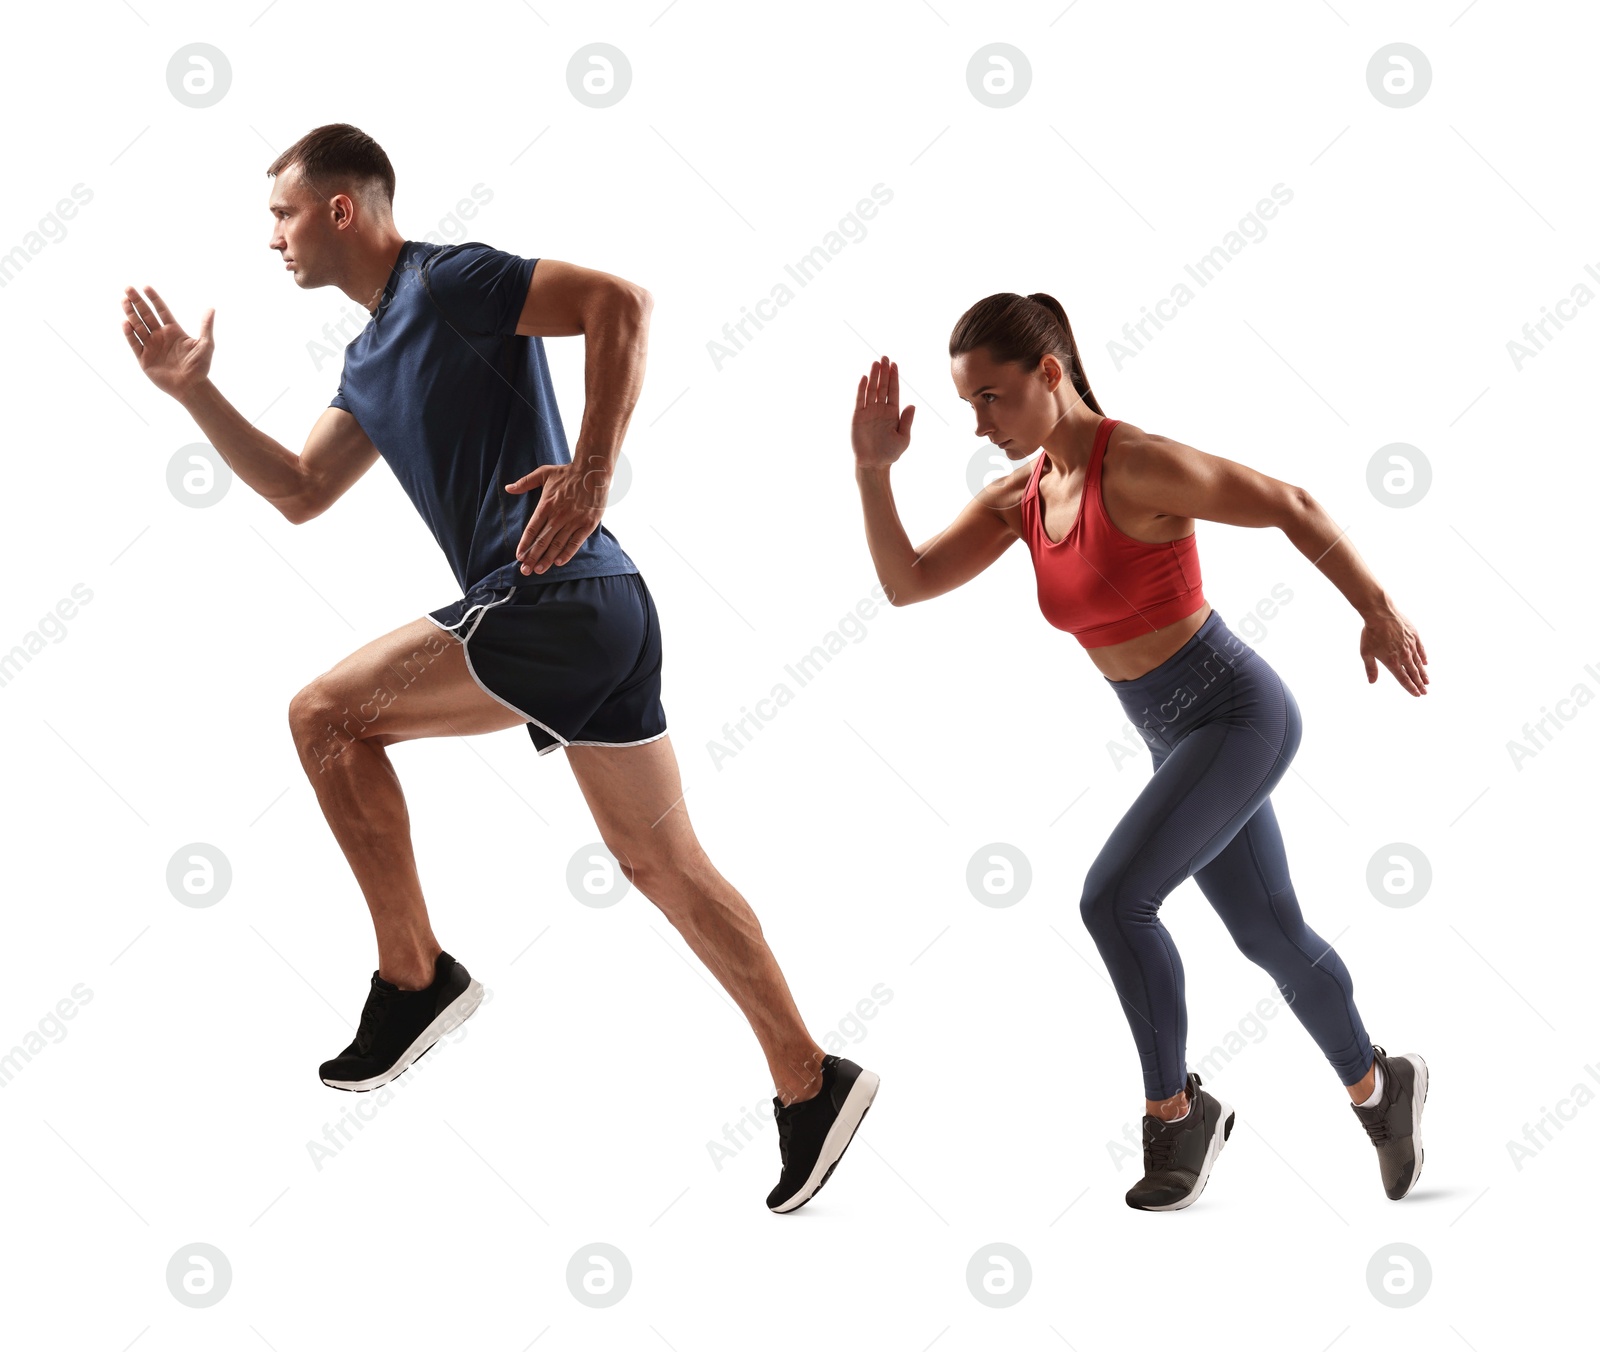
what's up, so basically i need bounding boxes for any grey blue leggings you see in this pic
[1084,608,1374,1102]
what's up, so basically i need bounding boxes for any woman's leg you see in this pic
[1079,665,1303,1108]
[1189,776,1375,1093]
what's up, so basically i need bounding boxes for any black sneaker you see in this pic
[1349,1043,1428,1199]
[319,951,484,1092]
[1125,1070,1235,1211]
[765,1055,880,1213]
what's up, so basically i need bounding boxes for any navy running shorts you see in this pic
[425,570,668,757]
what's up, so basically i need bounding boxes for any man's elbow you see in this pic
[278,485,324,526]
[577,281,651,341]
[616,282,652,326]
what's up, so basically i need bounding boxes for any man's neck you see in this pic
[347,233,408,313]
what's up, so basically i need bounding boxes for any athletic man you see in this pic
[118,122,877,1213]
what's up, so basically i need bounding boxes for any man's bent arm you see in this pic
[516,261,652,499]
[175,378,310,519]
[572,284,651,497]
[175,382,377,524]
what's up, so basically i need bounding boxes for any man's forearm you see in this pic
[569,289,650,501]
[176,378,304,517]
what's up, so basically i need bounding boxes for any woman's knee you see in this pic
[1079,871,1158,935]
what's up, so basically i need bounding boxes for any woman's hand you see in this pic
[1360,605,1429,695]
[121,285,214,398]
[505,459,607,575]
[852,356,916,471]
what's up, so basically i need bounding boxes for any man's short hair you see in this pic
[267,123,395,214]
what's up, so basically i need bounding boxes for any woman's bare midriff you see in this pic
[1089,602,1213,683]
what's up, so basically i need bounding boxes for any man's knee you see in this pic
[606,834,704,905]
[288,681,369,771]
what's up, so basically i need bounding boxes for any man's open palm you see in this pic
[121,285,214,397]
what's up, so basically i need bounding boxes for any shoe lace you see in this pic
[1355,1104,1390,1146]
[773,1104,792,1169]
[1354,1048,1390,1145]
[354,986,394,1054]
[1145,1121,1182,1172]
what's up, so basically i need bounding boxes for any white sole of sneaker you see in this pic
[768,1068,881,1213]
[1139,1097,1236,1212]
[321,978,485,1092]
[1393,1052,1428,1199]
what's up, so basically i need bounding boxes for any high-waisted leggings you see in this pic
[1084,606,1374,1102]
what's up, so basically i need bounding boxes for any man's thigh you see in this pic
[292,616,529,750]
[564,735,699,877]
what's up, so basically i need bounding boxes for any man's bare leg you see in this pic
[289,618,828,1104]
[287,617,527,989]
[564,737,829,1106]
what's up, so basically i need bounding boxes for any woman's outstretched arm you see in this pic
[1114,426,1429,695]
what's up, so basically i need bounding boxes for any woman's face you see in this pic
[951,347,1066,461]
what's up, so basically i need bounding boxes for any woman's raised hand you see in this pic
[852,355,916,470]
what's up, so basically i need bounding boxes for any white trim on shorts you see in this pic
[424,584,668,758]
[427,588,513,644]
[563,730,670,751]
[425,590,573,750]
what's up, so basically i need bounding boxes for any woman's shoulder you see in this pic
[1100,418,1180,479]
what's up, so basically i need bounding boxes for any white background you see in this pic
[1,0,1592,1345]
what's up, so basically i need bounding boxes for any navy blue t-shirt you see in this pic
[329,239,638,596]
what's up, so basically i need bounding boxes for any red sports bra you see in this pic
[1019,417,1207,648]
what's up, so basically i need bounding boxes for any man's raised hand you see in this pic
[121,285,214,398]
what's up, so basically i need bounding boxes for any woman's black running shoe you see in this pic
[766,1055,880,1213]
[319,951,484,1091]
[1349,1043,1428,1199]
[1125,1070,1235,1211]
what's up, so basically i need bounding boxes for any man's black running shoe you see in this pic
[319,951,484,1092]
[766,1055,880,1213]
[1349,1043,1428,1199]
[1125,1070,1235,1211]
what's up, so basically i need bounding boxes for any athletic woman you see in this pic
[850,292,1430,1211]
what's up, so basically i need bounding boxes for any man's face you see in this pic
[267,163,348,289]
